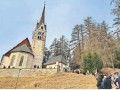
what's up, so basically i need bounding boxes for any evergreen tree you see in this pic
[83,52,103,73]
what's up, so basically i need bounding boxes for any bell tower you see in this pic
[31,4,47,68]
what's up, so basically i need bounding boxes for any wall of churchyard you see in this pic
[0,68,57,77]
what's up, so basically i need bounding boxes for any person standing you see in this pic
[114,74,120,89]
[97,75,104,89]
[103,76,112,89]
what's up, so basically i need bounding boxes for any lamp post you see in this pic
[15,68,21,89]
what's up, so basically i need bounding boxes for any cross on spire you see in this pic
[44,1,46,6]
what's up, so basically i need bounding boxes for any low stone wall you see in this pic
[0,68,57,77]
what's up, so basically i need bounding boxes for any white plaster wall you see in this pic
[26,53,34,68]
[9,52,19,68]
[16,52,33,68]
[9,52,33,68]
[59,63,66,70]
[46,62,66,71]
[46,64,57,69]
[1,56,10,68]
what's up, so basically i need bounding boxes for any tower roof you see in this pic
[38,4,45,27]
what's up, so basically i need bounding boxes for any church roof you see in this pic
[3,38,31,56]
[11,44,33,55]
[44,55,67,65]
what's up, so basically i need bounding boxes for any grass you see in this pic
[0,72,97,89]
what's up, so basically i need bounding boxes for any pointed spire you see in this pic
[39,3,45,27]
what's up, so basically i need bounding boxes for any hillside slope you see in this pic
[0,72,97,89]
[100,68,120,74]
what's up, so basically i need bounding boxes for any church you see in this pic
[1,5,46,69]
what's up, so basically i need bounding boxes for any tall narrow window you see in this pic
[19,56,24,66]
[41,26,43,29]
[38,36,39,39]
[10,55,15,66]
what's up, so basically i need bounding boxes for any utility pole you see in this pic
[15,69,21,89]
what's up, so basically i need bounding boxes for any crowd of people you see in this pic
[71,69,120,89]
[97,72,120,89]
[72,69,87,75]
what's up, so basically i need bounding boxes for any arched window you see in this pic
[38,36,39,39]
[19,56,24,66]
[41,26,43,29]
[10,55,15,66]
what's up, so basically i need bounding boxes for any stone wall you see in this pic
[0,68,57,77]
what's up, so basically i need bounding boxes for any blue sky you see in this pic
[0,0,115,60]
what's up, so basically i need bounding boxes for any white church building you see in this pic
[1,5,47,69]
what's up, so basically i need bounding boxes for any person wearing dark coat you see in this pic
[97,75,104,89]
[104,76,112,89]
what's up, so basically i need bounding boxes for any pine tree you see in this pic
[83,52,103,73]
